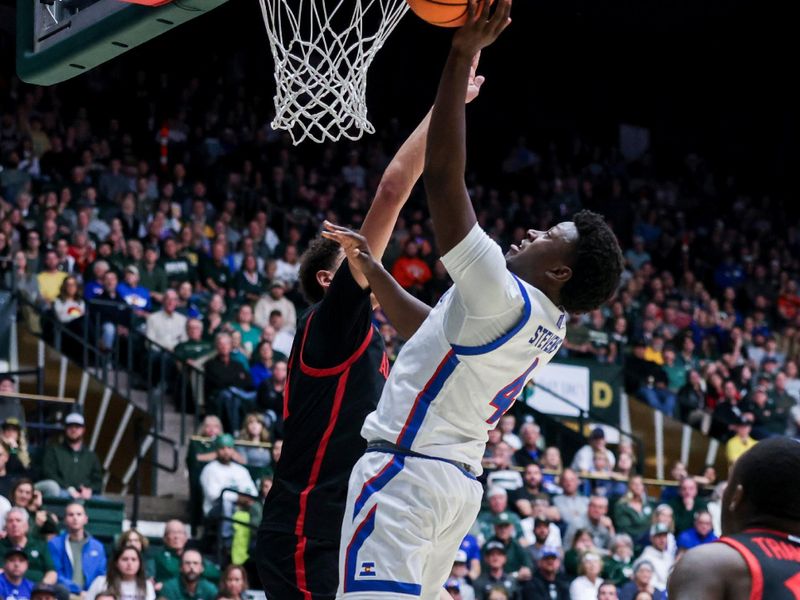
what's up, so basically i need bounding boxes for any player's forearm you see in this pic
[354,111,432,288]
[424,47,477,255]
[362,262,431,340]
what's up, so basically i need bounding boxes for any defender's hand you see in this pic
[453,0,512,57]
[321,221,381,276]
[465,51,485,103]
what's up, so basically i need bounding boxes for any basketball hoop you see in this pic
[258,0,408,144]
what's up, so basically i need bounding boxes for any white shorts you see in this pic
[336,449,483,600]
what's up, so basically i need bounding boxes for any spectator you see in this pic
[602,534,635,587]
[477,489,523,544]
[36,251,67,307]
[232,254,266,304]
[483,513,533,580]
[0,509,57,583]
[139,245,168,305]
[253,281,296,332]
[499,415,522,450]
[217,565,247,600]
[230,305,261,359]
[273,245,299,287]
[564,495,615,553]
[145,290,187,352]
[472,541,520,600]
[636,524,674,590]
[204,333,255,434]
[173,320,213,365]
[568,551,604,600]
[83,261,109,301]
[650,504,678,558]
[613,475,653,548]
[675,510,717,553]
[152,521,219,586]
[48,503,107,594]
[53,275,86,356]
[571,428,616,473]
[668,477,707,534]
[1,420,29,472]
[234,413,271,473]
[84,546,155,600]
[117,265,152,314]
[512,423,542,467]
[619,560,666,600]
[160,238,194,287]
[597,582,619,600]
[563,529,599,578]
[446,551,476,600]
[520,547,569,600]
[509,464,559,521]
[158,549,217,600]
[676,369,706,426]
[7,481,57,540]
[725,418,758,466]
[486,442,523,491]
[391,239,432,292]
[0,547,34,600]
[37,413,102,499]
[197,434,257,542]
[249,341,274,389]
[625,339,676,416]
[92,270,130,352]
[552,470,587,531]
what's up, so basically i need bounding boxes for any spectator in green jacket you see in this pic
[0,508,57,583]
[35,413,103,499]
[152,521,219,586]
[613,476,654,549]
[158,549,217,600]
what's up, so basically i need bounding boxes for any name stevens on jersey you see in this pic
[528,325,563,354]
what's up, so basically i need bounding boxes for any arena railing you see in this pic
[13,293,181,496]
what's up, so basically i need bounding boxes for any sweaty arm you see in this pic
[352,112,432,289]
[668,542,751,600]
[424,2,510,255]
[321,223,431,340]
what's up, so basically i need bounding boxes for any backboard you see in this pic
[17,0,230,86]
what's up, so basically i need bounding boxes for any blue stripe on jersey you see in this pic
[352,454,405,521]
[344,504,422,596]
[396,350,460,449]
[450,275,533,356]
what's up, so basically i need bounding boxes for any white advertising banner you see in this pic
[525,362,591,417]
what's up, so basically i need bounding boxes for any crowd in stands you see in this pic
[1,37,798,599]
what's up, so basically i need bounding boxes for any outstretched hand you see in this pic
[453,0,512,57]
[321,221,380,276]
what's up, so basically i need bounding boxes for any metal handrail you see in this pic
[530,379,646,463]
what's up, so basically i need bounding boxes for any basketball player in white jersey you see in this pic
[323,1,624,597]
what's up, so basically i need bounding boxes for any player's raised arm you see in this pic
[424,0,511,255]
[355,50,487,289]
[322,222,431,339]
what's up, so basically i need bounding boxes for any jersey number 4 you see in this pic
[487,358,539,425]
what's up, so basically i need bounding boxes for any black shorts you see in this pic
[256,529,339,600]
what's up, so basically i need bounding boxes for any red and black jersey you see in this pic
[259,265,388,542]
[719,529,800,600]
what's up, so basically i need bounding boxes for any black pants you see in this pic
[257,529,339,600]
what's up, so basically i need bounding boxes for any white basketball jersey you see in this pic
[361,273,566,475]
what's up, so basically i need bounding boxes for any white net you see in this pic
[258,0,409,145]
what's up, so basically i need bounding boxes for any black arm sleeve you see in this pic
[303,265,373,369]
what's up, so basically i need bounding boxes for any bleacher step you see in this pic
[105,493,190,523]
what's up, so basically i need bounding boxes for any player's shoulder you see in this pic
[668,541,750,599]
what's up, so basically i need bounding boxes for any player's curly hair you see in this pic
[298,236,343,305]
[559,210,624,313]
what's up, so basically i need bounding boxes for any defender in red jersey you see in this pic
[668,437,800,599]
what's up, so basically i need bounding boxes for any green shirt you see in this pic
[69,537,87,588]
[0,537,55,582]
[139,264,168,293]
[174,340,213,362]
[159,577,218,600]
[152,547,220,585]
[231,323,262,357]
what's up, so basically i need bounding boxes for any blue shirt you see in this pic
[677,527,718,550]
[0,573,34,600]
[117,283,152,311]
[459,534,481,564]
[84,281,103,301]
[250,363,273,388]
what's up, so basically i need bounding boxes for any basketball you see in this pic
[406,0,494,28]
